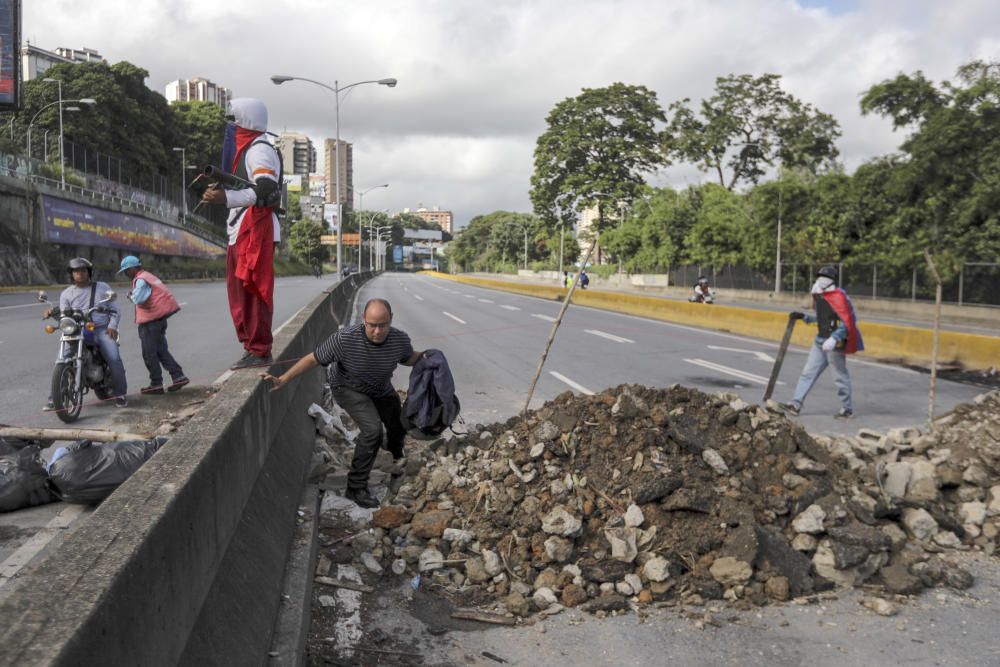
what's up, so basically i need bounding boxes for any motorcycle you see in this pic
[689,289,715,304]
[39,290,120,423]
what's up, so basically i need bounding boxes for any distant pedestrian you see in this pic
[118,256,189,395]
[782,266,863,419]
[580,270,589,290]
[563,271,570,288]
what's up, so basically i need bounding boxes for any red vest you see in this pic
[132,270,180,324]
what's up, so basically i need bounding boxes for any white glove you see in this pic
[821,337,838,352]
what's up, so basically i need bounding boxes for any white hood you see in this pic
[229,98,268,132]
[811,276,836,294]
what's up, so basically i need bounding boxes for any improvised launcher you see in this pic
[188,165,285,216]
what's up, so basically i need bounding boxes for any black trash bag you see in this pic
[0,445,58,512]
[47,437,168,505]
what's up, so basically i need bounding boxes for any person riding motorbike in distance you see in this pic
[690,276,715,303]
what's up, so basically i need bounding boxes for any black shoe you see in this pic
[780,402,801,416]
[345,487,380,509]
[230,354,272,370]
[834,408,854,420]
[43,399,55,411]
[168,376,190,392]
[115,396,128,408]
[141,385,165,395]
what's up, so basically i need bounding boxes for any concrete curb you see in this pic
[427,272,1000,370]
[0,274,368,666]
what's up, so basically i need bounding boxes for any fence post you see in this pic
[958,265,964,306]
[872,264,877,299]
[792,264,796,295]
[911,267,917,302]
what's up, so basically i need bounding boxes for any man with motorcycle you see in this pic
[46,258,128,407]
[690,276,715,304]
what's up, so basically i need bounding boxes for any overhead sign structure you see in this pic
[0,1,21,111]
[319,233,360,246]
[403,229,442,241]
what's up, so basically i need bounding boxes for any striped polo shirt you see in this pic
[314,323,414,397]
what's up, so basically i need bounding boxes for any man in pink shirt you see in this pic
[118,255,189,394]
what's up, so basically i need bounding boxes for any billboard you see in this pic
[0,1,20,111]
[41,196,224,259]
[283,174,302,192]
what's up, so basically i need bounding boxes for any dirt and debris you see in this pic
[306,383,1000,655]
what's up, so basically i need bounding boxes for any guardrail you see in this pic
[0,274,365,666]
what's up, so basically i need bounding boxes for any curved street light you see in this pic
[26,97,96,183]
[357,182,388,213]
[270,75,397,278]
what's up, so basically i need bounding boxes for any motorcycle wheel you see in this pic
[51,362,83,423]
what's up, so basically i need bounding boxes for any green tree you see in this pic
[288,218,325,265]
[530,83,667,234]
[664,73,841,190]
[171,101,226,171]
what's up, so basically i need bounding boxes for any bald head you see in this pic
[362,299,393,343]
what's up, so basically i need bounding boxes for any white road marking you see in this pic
[178,302,188,307]
[531,313,557,322]
[477,298,494,303]
[0,303,40,310]
[463,294,474,298]
[442,311,467,325]
[549,371,595,395]
[500,305,521,311]
[684,358,781,386]
[707,344,775,362]
[0,504,88,585]
[414,294,424,301]
[585,329,635,344]
[212,305,305,386]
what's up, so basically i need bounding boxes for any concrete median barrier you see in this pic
[0,275,368,666]
[428,272,1000,369]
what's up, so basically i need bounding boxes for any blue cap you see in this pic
[118,255,141,273]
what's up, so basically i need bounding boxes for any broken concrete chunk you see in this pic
[792,504,827,534]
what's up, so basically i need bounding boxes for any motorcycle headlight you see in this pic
[59,317,79,335]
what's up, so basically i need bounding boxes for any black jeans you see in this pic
[332,386,405,491]
[137,317,184,386]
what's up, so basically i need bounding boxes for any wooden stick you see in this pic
[0,426,151,442]
[314,576,374,593]
[522,237,599,419]
[923,250,943,432]
[450,609,517,625]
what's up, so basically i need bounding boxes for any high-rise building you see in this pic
[323,138,353,213]
[406,206,454,234]
[21,43,105,81]
[164,77,232,110]
[275,132,316,177]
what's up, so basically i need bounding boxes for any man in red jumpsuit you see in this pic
[201,98,282,370]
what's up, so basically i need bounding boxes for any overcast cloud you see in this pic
[24,0,1000,228]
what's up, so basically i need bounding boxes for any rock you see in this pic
[561,584,588,607]
[644,556,671,583]
[932,531,961,548]
[533,568,559,591]
[709,557,753,586]
[755,526,817,597]
[792,504,827,534]
[881,523,908,551]
[702,449,730,475]
[963,463,991,488]
[529,442,546,458]
[360,552,383,575]
[442,528,475,545]
[318,595,336,608]
[633,475,683,504]
[533,420,560,443]
[960,501,988,527]
[794,455,828,475]
[427,467,453,494]
[541,506,582,537]
[581,559,633,583]
[882,462,911,499]
[987,486,1000,516]
[465,557,491,583]
[372,505,411,529]
[544,535,574,563]
[604,527,639,563]
[792,534,818,552]
[902,507,939,541]
[905,460,939,501]
[878,560,924,595]
[419,548,444,572]
[782,473,809,489]
[765,576,790,601]
[944,565,974,589]
[624,573,643,596]
[391,558,407,575]
[410,509,454,539]
[615,580,635,596]
[533,587,559,609]
[624,504,645,528]
[862,596,898,617]
[583,593,629,613]
[812,541,857,588]
[829,540,870,570]
[937,464,964,488]
[482,549,503,577]
[827,522,892,552]
[638,588,653,604]
[504,591,530,617]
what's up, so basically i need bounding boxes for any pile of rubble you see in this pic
[317,385,1000,620]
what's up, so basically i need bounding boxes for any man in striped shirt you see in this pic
[261,299,423,508]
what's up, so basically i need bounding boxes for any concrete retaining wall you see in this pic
[0,275,366,666]
[431,273,1000,370]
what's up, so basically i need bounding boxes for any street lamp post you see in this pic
[376,230,394,271]
[172,147,187,223]
[358,183,388,214]
[41,78,66,189]
[371,217,391,271]
[26,96,95,172]
[271,75,397,279]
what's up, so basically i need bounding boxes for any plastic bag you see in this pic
[47,437,168,505]
[0,445,58,512]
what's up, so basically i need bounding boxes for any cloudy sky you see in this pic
[24,0,1000,229]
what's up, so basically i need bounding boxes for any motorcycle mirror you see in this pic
[100,290,117,303]
[37,291,48,303]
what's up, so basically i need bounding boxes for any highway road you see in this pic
[364,273,984,437]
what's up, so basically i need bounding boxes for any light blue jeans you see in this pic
[791,341,852,412]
